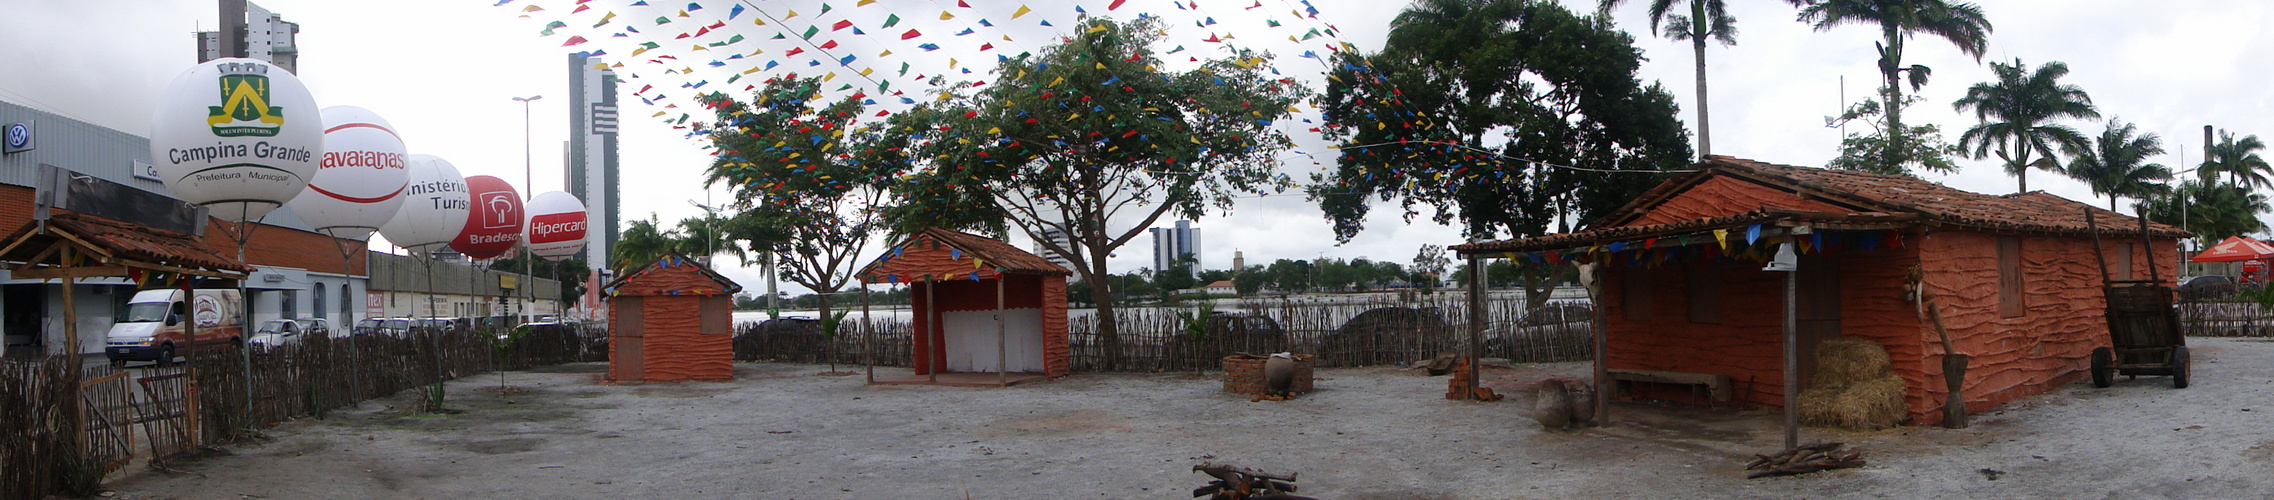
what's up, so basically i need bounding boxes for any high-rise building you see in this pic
[197,0,299,74]
[565,54,619,270]
[1033,227,1077,271]
[1151,220,1200,275]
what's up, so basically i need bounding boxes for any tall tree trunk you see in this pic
[1881,24,1904,175]
[1087,242,1120,371]
[1691,1,1711,160]
[819,291,835,372]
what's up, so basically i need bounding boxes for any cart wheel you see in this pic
[2170,346,2190,389]
[2089,347,2113,388]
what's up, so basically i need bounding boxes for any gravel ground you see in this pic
[103,338,2274,499]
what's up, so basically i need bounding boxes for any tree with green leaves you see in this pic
[2199,130,2272,189]
[2142,181,2269,245]
[1411,244,1451,293]
[1951,59,2098,193]
[610,215,680,273]
[1824,89,1962,175]
[2065,119,2170,211]
[1793,0,1992,174]
[882,16,1305,370]
[695,76,902,336]
[1597,0,1739,159]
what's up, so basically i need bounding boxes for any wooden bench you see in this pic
[1607,369,1733,405]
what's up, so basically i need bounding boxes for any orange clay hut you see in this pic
[603,251,742,382]
[1451,156,2187,425]
[858,227,1072,385]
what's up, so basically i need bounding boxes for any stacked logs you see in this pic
[1193,462,1314,500]
[1745,442,1866,478]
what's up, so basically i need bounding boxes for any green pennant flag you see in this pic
[898,61,910,75]
[820,3,834,14]
[883,13,901,28]
[640,41,661,49]
[802,25,821,39]
[726,34,744,44]
[655,16,671,24]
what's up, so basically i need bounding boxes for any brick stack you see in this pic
[1221,354,1314,396]
[1445,358,1504,401]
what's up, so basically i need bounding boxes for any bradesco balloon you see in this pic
[524,191,588,260]
[450,175,522,260]
[377,155,469,255]
[149,58,323,221]
[285,106,408,240]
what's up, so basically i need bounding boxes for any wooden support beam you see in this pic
[9,265,130,279]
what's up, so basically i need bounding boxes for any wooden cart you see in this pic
[2085,210,2190,389]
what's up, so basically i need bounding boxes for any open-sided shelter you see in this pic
[1451,156,2187,426]
[859,227,1072,386]
[603,252,742,382]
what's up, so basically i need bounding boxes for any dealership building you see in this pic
[0,99,562,357]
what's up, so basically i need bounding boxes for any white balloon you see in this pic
[149,58,323,222]
[377,155,469,255]
[286,106,408,240]
[525,191,589,261]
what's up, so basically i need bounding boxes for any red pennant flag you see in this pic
[1108,0,1127,9]
[786,47,805,56]
[901,29,922,39]
[957,0,970,7]
[979,43,993,50]
[820,40,839,49]
[832,20,854,31]
[562,36,589,46]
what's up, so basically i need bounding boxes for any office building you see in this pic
[1032,227,1077,271]
[565,53,621,315]
[197,0,299,74]
[1151,220,1200,275]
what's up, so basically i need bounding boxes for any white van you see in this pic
[104,289,243,366]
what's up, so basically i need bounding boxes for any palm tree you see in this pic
[1793,0,1992,174]
[2065,119,2169,211]
[2200,131,2272,189]
[1952,59,2099,193]
[1599,0,1737,159]
[610,215,680,273]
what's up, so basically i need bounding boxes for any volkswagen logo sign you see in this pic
[2,122,30,153]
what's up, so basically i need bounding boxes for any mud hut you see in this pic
[603,252,742,382]
[858,227,1072,386]
[1451,156,2187,425]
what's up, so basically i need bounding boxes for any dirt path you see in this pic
[103,338,2274,499]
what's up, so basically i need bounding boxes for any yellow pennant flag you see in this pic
[878,49,892,57]
[824,72,837,81]
[940,11,954,20]
[1094,62,1106,69]
[753,17,766,26]
[1087,24,1108,33]
[1013,5,1033,18]
[858,68,874,76]
[631,47,650,57]
[1713,229,1729,249]
[1050,76,1064,86]
[743,66,763,74]
[858,0,877,5]
[987,126,1001,134]
[784,10,799,19]
[948,58,959,68]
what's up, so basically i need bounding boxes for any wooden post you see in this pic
[59,249,86,453]
[926,276,936,384]
[1587,264,1610,427]
[1465,255,1484,400]
[1782,251,1800,450]
[181,278,200,445]
[997,272,1008,387]
[863,286,874,385]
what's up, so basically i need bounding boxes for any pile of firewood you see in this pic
[1443,358,1504,401]
[1193,462,1315,500]
[1745,442,1866,478]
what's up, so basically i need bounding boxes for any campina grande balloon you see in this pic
[524,191,588,261]
[451,175,523,260]
[377,155,469,255]
[284,106,408,240]
[149,58,323,222]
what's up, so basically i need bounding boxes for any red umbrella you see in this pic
[2190,236,2274,262]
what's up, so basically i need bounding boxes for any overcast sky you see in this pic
[3,0,2269,295]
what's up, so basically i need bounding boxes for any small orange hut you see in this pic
[858,227,1072,385]
[604,252,742,382]
[1452,157,2187,425]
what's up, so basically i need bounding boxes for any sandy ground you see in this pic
[101,338,2274,499]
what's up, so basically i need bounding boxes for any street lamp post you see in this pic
[513,95,541,323]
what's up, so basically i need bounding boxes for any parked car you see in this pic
[297,318,331,338]
[1483,303,1596,360]
[1321,307,1452,366]
[247,319,304,353]
[2179,275,2237,301]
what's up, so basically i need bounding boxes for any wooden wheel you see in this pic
[2090,346,2113,388]
[2170,346,2190,389]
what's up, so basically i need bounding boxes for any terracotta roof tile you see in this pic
[0,212,253,274]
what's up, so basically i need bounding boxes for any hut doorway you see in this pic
[1796,253,1843,388]
[943,309,1045,372]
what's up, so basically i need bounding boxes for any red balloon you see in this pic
[451,175,523,260]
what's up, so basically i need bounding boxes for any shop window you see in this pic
[314,285,326,322]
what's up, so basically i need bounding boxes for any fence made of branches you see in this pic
[2178,286,2274,338]
[730,292,1596,373]
[0,324,605,500]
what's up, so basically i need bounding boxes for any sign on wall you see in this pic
[365,291,384,318]
[3,121,32,153]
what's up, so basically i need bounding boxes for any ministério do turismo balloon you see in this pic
[378,155,469,256]
[450,175,523,260]
[284,106,408,240]
[524,191,588,260]
[149,58,323,222]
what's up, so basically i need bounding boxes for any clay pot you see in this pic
[1264,355,1297,394]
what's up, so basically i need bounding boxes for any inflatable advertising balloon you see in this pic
[149,58,323,221]
[285,106,408,240]
[450,175,522,260]
[377,155,469,255]
[524,191,588,261]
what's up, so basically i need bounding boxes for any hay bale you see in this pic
[1810,337,1893,389]
[1799,376,1907,429]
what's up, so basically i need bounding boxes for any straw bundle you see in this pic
[1798,337,1907,430]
